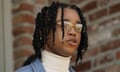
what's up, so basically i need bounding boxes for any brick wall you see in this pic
[12,0,120,71]
[12,0,35,70]
[71,0,120,72]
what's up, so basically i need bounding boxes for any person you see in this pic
[16,1,88,72]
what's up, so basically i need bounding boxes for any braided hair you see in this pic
[23,2,88,66]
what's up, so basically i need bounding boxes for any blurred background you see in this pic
[0,0,120,72]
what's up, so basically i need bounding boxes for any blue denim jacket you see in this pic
[16,58,75,72]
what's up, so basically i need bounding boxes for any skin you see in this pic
[45,8,81,57]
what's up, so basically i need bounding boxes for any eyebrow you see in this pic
[56,19,81,24]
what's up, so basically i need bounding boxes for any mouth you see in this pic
[66,39,78,46]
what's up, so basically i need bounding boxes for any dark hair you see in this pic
[23,2,88,66]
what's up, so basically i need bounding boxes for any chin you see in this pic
[68,48,77,54]
[62,46,77,56]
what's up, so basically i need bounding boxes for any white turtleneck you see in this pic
[42,50,71,72]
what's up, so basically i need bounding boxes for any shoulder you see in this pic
[16,58,45,72]
[16,65,33,72]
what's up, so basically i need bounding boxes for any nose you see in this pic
[68,28,76,37]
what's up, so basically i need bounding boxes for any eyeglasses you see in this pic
[57,21,83,33]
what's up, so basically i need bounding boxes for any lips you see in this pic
[66,39,78,46]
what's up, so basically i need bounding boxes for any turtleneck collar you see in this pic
[42,50,71,72]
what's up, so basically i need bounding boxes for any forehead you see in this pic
[56,8,80,22]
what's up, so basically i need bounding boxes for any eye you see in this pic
[76,24,82,28]
[57,21,71,25]
[63,21,71,28]
[75,24,83,32]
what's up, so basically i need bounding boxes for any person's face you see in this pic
[46,8,82,57]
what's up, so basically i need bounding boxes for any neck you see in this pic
[42,50,71,72]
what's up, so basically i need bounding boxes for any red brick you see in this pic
[98,0,110,6]
[13,14,35,25]
[106,64,120,72]
[112,28,120,37]
[89,9,108,21]
[13,26,34,36]
[48,0,59,4]
[14,48,33,60]
[14,37,32,48]
[93,53,113,67]
[110,3,120,14]
[116,50,120,60]
[99,54,113,65]
[75,60,91,71]
[36,0,45,4]
[83,47,100,60]
[101,39,120,52]
[81,1,97,13]
[13,3,34,13]
[94,68,106,72]
[70,0,84,4]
